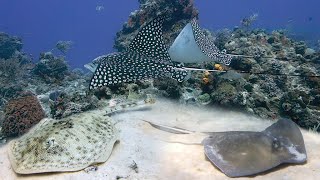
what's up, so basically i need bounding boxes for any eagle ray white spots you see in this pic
[128,15,171,62]
[89,15,188,90]
[190,18,233,65]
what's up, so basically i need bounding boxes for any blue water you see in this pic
[0,0,319,68]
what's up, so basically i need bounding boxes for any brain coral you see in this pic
[1,93,45,137]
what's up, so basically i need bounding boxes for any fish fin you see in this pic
[128,15,171,61]
[170,68,190,82]
[170,63,190,82]
[84,62,97,72]
[190,18,233,65]
[89,52,169,90]
[89,53,126,90]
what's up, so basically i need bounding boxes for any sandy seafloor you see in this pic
[0,98,319,180]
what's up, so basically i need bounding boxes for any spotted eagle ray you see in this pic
[89,15,189,90]
[143,118,307,177]
[168,18,320,78]
[169,18,233,65]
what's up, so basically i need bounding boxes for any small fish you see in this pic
[96,5,104,12]
[89,15,188,90]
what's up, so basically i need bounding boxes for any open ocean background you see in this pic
[0,0,319,68]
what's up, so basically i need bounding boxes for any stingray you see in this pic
[144,118,307,177]
[88,15,189,90]
[168,19,320,78]
[86,15,244,89]
[8,114,119,174]
[168,18,233,65]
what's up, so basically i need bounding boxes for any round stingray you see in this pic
[202,119,307,177]
[8,114,119,174]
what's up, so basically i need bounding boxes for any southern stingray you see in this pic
[143,118,307,177]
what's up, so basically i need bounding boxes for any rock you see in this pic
[0,32,23,59]
[211,82,237,106]
[272,43,282,51]
[294,41,307,55]
[267,37,275,44]
[198,93,211,105]
[305,48,315,57]
[225,41,237,51]
[33,52,69,83]
[114,0,198,51]
[154,78,182,99]
[37,94,49,103]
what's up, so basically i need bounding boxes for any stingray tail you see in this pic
[170,63,190,82]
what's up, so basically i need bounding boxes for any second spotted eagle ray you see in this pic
[169,18,233,65]
[89,15,189,90]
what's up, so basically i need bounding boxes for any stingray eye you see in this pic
[45,137,56,150]
[272,138,281,151]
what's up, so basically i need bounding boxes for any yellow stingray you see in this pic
[8,114,119,174]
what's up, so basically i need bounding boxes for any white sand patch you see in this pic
[0,98,319,180]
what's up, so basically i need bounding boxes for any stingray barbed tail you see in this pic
[176,66,320,78]
[227,53,296,60]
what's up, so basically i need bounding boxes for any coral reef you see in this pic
[0,32,23,59]
[0,33,99,141]
[113,9,319,131]
[0,57,30,84]
[114,0,198,51]
[185,28,320,131]
[55,40,73,54]
[33,52,69,83]
[153,78,182,99]
[30,70,100,119]
[49,88,99,119]
[0,33,34,111]
[1,92,45,137]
